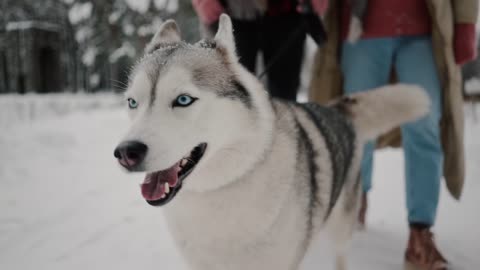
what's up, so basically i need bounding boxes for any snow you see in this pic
[82,46,97,67]
[6,21,60,32]
[137,18,164,37]
[74,26,92,43]
[124,0,151,14]
[465,78,480,95]
[0,96,479,270]
[68,2,93,25]
[154,0,179,13]
[0,93,123,129]
[109,42,136,63]
[108,10,122,25]
[122,22,135,36]
[89,73,100,87]
[123,0,178,14]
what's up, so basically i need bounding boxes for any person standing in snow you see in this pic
[309,0,478,269]
[191,0,327,101]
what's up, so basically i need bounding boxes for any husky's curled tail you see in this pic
[330,84,430,141]
[320,84,429,270]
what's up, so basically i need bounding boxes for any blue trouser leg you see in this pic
[341,36,443,226]
[341,39,393,192]
[394,36,443,226]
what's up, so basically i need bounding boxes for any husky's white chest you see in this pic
[162,162,310,270]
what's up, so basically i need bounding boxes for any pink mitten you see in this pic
[192,0,225,25]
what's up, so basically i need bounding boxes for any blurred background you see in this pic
[0,0,199,94]
[0,1,479,270]
[0,0,479,97]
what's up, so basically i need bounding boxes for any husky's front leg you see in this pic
[331,217,352,270]
[326,177,362,270]
[330,210,355,270]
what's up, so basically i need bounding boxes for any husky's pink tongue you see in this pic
[141,162,180,201]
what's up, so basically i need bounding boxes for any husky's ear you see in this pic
[145,19,181,53]
[214,14,237,61]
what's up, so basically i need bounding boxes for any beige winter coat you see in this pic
[309,0,479,199]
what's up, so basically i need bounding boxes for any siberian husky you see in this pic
[114,14,430,270]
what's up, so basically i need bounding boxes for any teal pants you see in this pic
[341,36,443,226]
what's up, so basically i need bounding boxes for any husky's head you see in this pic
[114,15,274,207]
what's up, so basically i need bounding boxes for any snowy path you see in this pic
[0,105,479,270]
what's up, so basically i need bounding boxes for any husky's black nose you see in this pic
[114,141,148,170]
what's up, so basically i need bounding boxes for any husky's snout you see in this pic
[114,140,148,171]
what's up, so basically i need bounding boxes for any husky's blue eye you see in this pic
[173,94,197,108]
[127,98,138,109]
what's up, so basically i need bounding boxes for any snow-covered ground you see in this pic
[0,95,479,270]
[466,78,480,95]
[0,93,123,129]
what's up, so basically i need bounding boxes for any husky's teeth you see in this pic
[161,194,166,199]
[165,184,170,194]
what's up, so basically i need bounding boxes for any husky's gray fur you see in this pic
[116,15,430,270]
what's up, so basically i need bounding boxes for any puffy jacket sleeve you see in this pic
[451,0,478,64]
[452,0,479,23]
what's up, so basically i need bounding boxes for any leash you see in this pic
[216,0,327,80]
[259,0,327,79]
[258,23,308,79]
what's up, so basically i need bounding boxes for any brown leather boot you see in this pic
[357,191,367,230]
[404,226,449,270]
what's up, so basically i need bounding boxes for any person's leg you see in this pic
[261,14,306,101]
[230,19,259,73]
[341,38,394,194]
[394,36,443,227]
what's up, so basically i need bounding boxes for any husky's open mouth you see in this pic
[141,143,207,206]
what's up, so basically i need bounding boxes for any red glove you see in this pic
[192,0,225,25]
[454,23,477,65]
